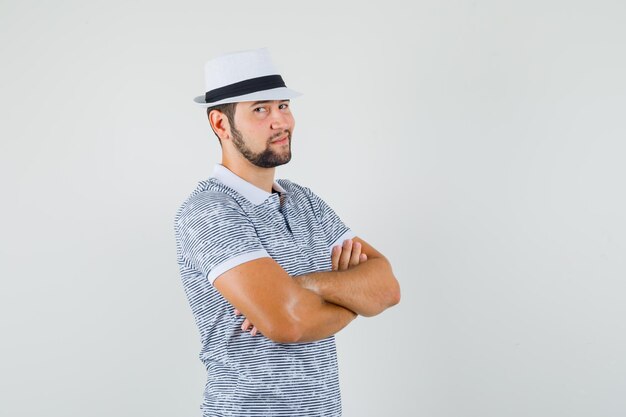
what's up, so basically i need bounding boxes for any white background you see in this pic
[2,1,625,416]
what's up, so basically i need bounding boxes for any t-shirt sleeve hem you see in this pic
[206,249,271,285]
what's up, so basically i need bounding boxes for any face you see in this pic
[228,99,295,168]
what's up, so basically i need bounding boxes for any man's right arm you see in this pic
[176,192,356,344]
[213,257,357,344]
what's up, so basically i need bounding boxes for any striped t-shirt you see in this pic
[174,163,356,417]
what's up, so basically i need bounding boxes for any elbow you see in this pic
[363,294,399,317]
[360,287,400,318]
[262,321,301,344]
[381,258,401,307]
[364,262,400,317]
[263,300,321,344]
[258,287,320,344]
[259,308,307,344]
[389,278,401,306]
[370,287,401,317]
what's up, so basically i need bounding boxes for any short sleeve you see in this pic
[301,186,356,255]
[175,191,270,285]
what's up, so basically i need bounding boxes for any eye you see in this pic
[280,103,289,109]
[253,107,266,113]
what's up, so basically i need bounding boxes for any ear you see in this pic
[208,109,231,140]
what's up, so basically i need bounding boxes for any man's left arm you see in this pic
[295,236,401,317]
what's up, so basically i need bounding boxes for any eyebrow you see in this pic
[249,99,290,107]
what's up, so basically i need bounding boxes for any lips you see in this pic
[271,134,289,143]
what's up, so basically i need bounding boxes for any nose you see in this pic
[270,108,291,130]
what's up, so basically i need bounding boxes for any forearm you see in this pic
[296,257,400,317]
[287,288,357,343]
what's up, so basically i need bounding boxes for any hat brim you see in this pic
[193,87,303,108]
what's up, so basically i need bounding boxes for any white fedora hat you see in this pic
[193,47,303,108]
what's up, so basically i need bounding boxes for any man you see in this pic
[174,47,400,417]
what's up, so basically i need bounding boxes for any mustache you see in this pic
[270,131,291,142]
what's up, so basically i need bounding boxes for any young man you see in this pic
[174,47,400,417]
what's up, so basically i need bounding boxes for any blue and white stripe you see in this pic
[174,164,355,417]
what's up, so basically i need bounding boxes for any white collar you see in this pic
[211,163,287,205]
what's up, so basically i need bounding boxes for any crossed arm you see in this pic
[214,236,401,344]
[295,237,400,317]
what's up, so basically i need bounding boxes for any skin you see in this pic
[208,99,294,193]
[236,239,368,336]
[208,99,401,343]
[294,239,398,317]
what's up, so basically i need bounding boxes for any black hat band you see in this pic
[204,74,286,103]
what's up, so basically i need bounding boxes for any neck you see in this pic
[221,158,276,194]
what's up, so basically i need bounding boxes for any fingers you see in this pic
[235,310,260,336]
[331,245,341,271]
[241,318,251,331]
[331,239,369,271]
[338,239,353,270]
[349,241,362,267]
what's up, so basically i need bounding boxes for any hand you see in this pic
[294,238,368,290]
[234,308,260,336]
[332,238,367,271]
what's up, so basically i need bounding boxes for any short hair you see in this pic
[206,102,237,147]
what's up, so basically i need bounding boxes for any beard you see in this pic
[230,124,292,168]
